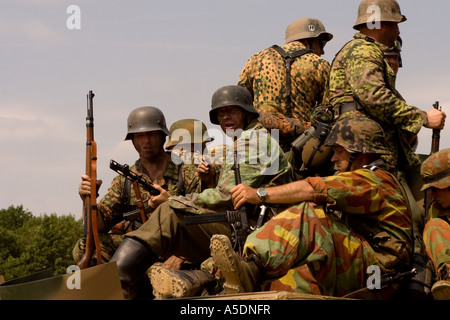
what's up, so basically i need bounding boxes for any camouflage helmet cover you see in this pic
[420,148,450,191]
[354,0,407,30]
[166,118,214,150]
[285,18,333,44]
[125,106,170,140]
[209,85,259,125]
[325,117,392,155]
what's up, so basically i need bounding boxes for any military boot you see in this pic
[149,264,214,299]
[432,265,450,300]
[210,234,262,294]
[110,237,157,299]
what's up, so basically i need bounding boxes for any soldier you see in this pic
[73,107,203,265]
[110,85,293,299]
[238,18,333,155]
[421,148,450,300]
[165,118,217,190]
[328,0,446,200]
[211,117,414,298]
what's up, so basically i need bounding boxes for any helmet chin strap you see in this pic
[346,153,357,172]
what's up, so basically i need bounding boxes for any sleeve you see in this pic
[237,55,257,98]
[97,174,126,230]
[305,170,388,215]
[346,43,426,134]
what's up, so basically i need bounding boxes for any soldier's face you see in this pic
[331,146,351,173]
[132,131,165,160]
[380,22,400,48]
[310,38,325,56]
[430,187,450,209]
[216,106,246,135]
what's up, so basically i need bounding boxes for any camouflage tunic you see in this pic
[243,166,412,297]
[169,120,293,214]
[328,33,427,168]
[99,154,200,231]
[73,153,201,264]
[238,41,330,129]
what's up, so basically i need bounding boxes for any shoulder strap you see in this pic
[270,45,312,118]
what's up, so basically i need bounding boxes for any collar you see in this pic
[353,32,389,52]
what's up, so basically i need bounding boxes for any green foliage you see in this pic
[0,205,84,281]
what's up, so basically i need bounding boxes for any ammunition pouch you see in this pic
[349,217,409,271]
[290,126,315,159]
[288,122,333,178]
[373,232,408,270]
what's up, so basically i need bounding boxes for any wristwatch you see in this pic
[256,188,268,203]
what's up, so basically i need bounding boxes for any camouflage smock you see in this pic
[99,153,202,231]
[168,120,293,214]
[328,33,427,168]
[238,41,330,137]
[243,165,412,297]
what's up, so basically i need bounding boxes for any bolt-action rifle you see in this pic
[342,268,418,299]
[109,159,161,196]
[423,101,441,224]
[184,143,252,255]
[77,90,102,269]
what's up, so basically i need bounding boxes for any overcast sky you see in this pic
[1,0,449,220]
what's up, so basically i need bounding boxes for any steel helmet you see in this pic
[125,106,170,140]
[209,85,259,125]
[285,18,333,44]
[354,0,407,30]
[420,148,450,191]
[325,117,392,155]
[166,119,214,150]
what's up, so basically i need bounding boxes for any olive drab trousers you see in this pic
[126,201,231,264]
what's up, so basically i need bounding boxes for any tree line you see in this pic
[0,205,83,282]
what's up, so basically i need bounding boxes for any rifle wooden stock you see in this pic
[132,181,148,223]
[78,91,101,269]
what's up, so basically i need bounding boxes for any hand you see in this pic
[148,183,171,209]
[229,184,259,209]
[425,108,446,130]
[197,156,216,188]
[78,174,102,200]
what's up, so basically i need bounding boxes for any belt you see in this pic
[333,101,363,120]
